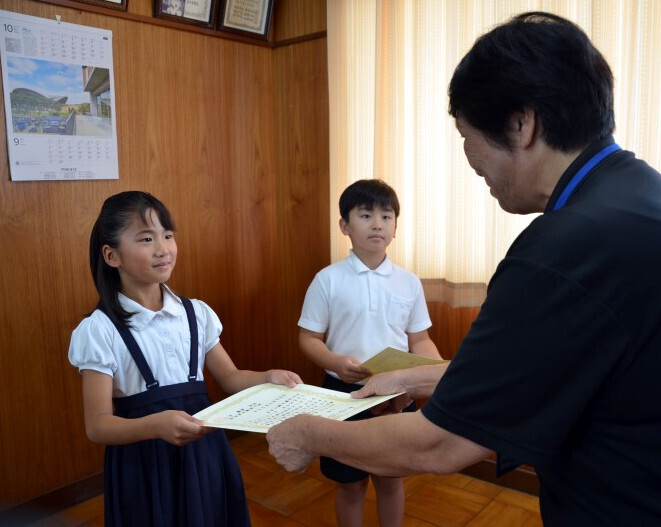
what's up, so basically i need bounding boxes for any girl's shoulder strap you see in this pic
[96,297,200,386]
[96,303,159,389]
[179,297,199,381]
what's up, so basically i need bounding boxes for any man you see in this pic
[266,12,661,527]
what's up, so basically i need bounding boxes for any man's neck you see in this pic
[520,140,584,213]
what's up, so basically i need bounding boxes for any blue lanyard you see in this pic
[552,143,621,211]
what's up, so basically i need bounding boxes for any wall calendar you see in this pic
[0,10,119,181]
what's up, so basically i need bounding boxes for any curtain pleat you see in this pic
[327,0,661,306]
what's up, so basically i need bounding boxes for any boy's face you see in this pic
[340,204,397,257]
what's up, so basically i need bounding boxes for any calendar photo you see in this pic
[0,10,119,181]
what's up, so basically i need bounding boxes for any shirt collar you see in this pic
[118,285,185,330]
[545,135,616,213]
[348,249,393,276]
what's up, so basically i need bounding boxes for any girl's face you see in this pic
[103,209,177,293]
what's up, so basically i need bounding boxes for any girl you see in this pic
[69,191,302,526]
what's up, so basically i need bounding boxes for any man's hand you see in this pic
[351,370,414,414]
[352,364,447,405]
[266,414,318,473]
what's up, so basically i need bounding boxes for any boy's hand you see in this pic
[335,356,371,384]
[266,369,303,388]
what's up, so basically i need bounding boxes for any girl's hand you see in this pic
[153,410,213,446]
[335,356,371,384]
[266,369,303,388]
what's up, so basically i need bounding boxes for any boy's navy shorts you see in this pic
[320,373,417,484]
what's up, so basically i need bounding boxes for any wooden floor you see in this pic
[27,433,543,526]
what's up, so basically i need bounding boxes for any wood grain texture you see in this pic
[0,0,328,506]
[272,0,327,42]
[272,38,330,386]
[427,303,480,359]
[21,433,542,527]
[0,0,473,506]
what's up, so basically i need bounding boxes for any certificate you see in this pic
[154,0,219,28]
[218,0,274,39]
[194,383,401,433]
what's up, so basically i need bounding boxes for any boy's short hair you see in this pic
[339,179,400,221]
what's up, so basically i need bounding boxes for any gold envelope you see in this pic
[360,347,449,377]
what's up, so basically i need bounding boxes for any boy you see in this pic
[298,179,441,527]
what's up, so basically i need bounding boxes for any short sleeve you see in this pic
[298,273,330,333]
[421,257,629,466]
[191,299,223,353]
[406,276,432,334]
[68,310,117,377]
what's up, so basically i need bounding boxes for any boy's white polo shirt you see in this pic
[299,250,432,376]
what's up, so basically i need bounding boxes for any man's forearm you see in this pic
[404,363,449,399]
[268,409,490,477]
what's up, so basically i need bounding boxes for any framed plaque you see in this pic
[218,0,275,40]
[71,0,128,11]
[155,0,220,29]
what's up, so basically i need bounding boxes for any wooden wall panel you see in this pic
[427,303,480,359]
[128,0,153,17]
[272,39,330,386]
[0,0,329,507]
[273,0,327,42]
[0,0,476,508]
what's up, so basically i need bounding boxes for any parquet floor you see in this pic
[27,433,543,526]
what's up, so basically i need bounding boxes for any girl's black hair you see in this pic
[89,191,175,328]
[339,179,400,221]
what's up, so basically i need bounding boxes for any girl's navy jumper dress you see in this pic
[100,297,251,526]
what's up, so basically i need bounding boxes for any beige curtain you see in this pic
[327,0,661,306]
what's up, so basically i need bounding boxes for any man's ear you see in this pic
[510,107,537,149]
[102,245,121,268]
